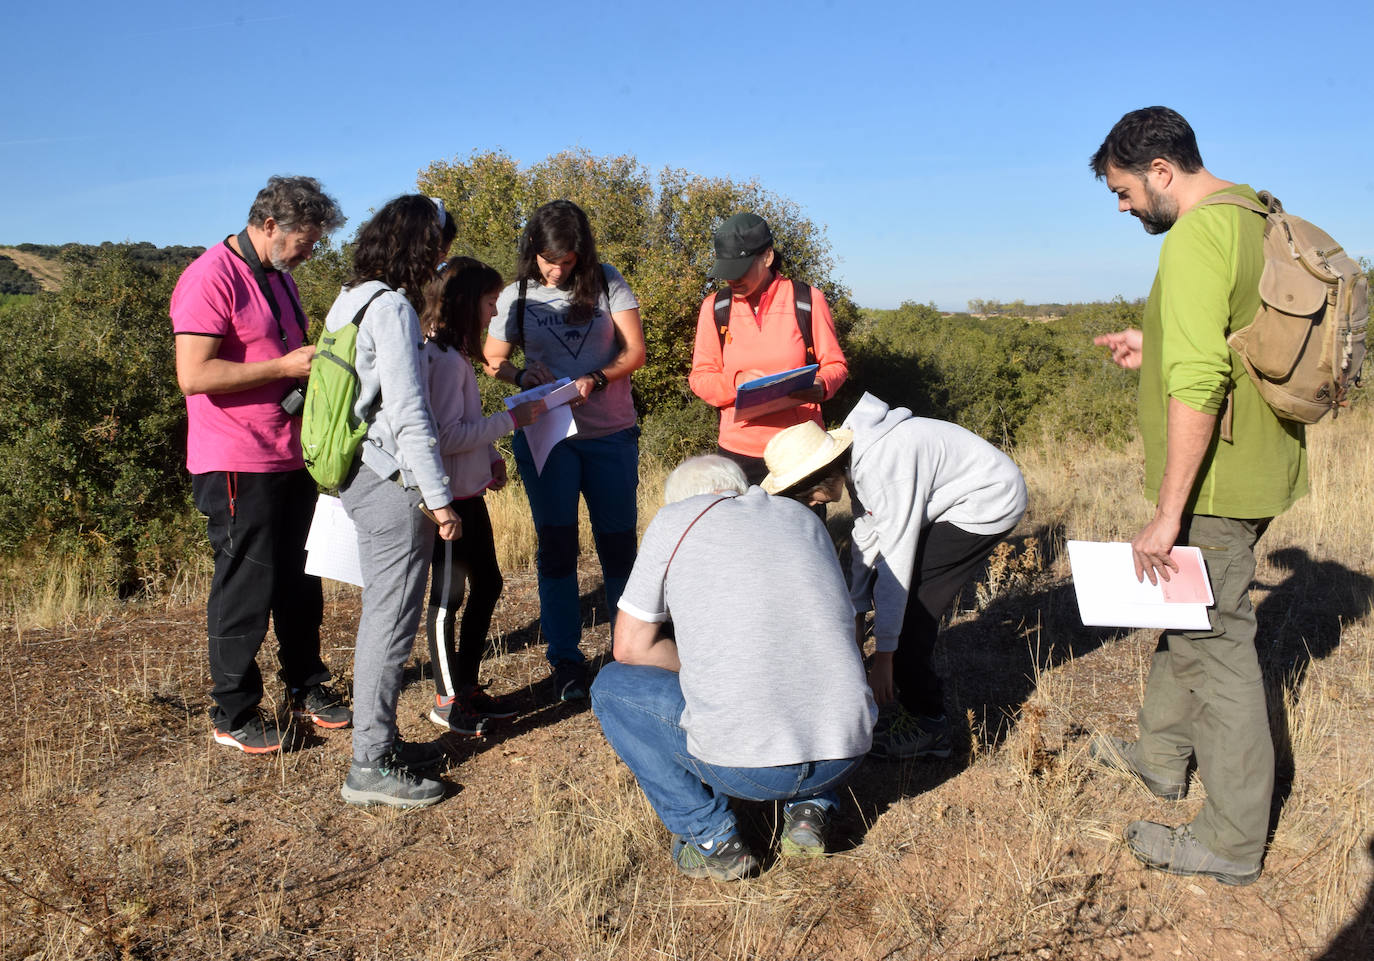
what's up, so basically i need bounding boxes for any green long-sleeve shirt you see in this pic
[1139,184,1307,518]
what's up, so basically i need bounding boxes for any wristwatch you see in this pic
[588,369,609,392]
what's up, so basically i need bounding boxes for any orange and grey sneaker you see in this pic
[289,683,352,729]
[212,714,281,754]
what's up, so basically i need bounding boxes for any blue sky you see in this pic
[3,1,1370,311]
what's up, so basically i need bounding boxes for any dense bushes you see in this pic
[0,246,198,594]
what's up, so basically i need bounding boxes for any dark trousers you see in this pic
[895,522,1011,718]
[426,496,504,695]
[192,469,327,730]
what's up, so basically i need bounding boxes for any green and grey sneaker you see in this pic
[672,833,759,881]
[1125,820,1261,886]
[870,705,952,760]
[780,801,831,858]
[340,753,444,809]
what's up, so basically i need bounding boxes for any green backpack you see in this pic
[300,288,388,489]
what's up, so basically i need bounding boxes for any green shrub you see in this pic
[0,246,199,595]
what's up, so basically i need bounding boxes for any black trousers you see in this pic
[895,522,1012,718]
[192,469,328,729]
[425,496,504,695]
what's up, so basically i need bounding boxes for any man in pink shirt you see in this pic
[170,176,348,754]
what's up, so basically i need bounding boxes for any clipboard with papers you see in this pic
[734,364,819,421]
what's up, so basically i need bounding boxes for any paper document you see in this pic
[505,377,580,475]
[1066,540,1214,630]
[305,494,364,587]
[734,364,819,421]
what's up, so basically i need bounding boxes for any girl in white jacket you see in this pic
[419,258,544,736]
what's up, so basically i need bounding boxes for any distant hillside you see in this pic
[0,242,206,294]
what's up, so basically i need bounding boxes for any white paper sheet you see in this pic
[1066,540,1212,630]
[304,494,365,587]
[505,377,580,475]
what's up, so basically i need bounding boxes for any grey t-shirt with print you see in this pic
[617,487,877,768]
[489,264,638,439]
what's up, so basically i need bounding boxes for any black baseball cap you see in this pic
[708,213,773,280]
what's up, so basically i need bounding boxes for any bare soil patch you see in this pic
[1,555,1370,960]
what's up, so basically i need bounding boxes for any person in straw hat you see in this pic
[762,393,1026,760]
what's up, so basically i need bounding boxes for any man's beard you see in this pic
[269,235,296,270]
[1136,181,1179,235]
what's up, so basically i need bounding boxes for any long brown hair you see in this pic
[347,194,443,317]
[421,257,504,360]
[516,200,603,323]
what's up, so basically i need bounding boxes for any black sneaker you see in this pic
[289,682,352,729]
[780,801,831,858]
[340,754,444,809]
[552,662,588,702]
[870,706,952,760]
[212,713,281,754]
[672,832,758,881]
[465,684,518,720]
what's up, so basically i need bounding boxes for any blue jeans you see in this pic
[514,426,639,666]
[591,661,864,845]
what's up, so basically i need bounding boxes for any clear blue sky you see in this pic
[3,0,1370,311]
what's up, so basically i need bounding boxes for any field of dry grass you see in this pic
[1,408,1370,960]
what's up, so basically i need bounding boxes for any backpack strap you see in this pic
[713,279,815,361]
[664,496,733,581]
[515,278,528,348]
[350,287,389,327]
[1194,191,1275,217]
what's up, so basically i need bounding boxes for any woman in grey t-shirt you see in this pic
[482,200,646,701]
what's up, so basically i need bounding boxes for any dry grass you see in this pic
[0,411,1370,959]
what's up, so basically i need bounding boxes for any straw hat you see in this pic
[761,421,854,494]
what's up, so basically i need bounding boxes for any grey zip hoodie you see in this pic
[323,281,450,508]
[843,393,1027,652]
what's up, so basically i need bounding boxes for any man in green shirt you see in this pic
[1089,107,1307,886]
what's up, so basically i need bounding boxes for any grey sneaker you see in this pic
[780,801,830,858]
[289,682,352,729]
[870,706,952,760]
[1125,820,1261,886]
[1090,735,1187,800]
[392,737,447,773]
[340,753,444,809]
[672,832,759,881]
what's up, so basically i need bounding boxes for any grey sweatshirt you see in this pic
[323,281,450,509]
[843,393,1027,652]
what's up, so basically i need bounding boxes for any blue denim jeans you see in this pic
[591,661,864,845]
[513,426,639,666]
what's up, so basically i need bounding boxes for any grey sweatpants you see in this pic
[1136,513,1273,864]
[341,463,436,764]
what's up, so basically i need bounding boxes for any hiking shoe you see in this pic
[1090,735,1187,800]
[393,737,447,772]
[340,754,444,809]
[1125,821,1261,886]
[289,682,352,729]
[870,706,952,760]
[672,833,759,881]
[465,684,518,719]
[212,713,281,754]
[780,801,831,858]
[552,662,588,703]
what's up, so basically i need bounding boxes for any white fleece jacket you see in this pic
[422,340,516,499]
[843,393,1027,652]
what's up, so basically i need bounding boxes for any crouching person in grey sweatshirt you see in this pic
[763,393,1027,761]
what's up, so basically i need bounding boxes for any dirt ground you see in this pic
[1,561,1371,961]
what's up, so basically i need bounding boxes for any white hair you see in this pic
[663,455,748,504]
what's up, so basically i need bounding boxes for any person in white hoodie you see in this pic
[417,258,544,738]
[763,393,1027,760]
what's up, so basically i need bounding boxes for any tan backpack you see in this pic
[1198,191,1367,425]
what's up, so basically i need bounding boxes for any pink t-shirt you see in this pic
[169,240,307,473]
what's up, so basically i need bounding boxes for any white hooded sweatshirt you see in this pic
[843,393,1027,652]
